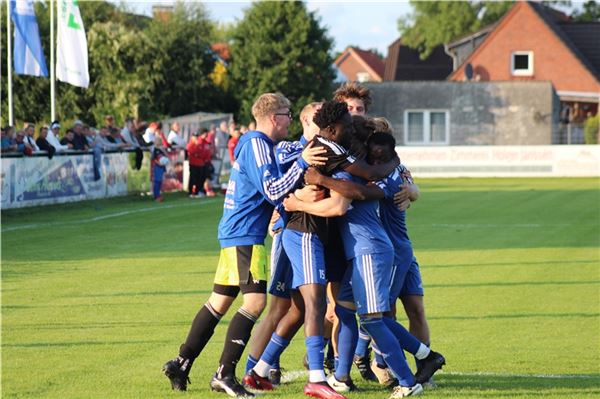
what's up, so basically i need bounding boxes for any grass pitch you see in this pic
[2,178,599,398]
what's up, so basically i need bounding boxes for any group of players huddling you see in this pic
[162,83,446,399]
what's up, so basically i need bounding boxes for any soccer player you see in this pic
[300,132,446,395]
[283,161,426,398]
[162,93,327,397]
[331,82,380,381]
[244,102,324,384]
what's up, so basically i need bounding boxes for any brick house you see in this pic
[334,47,385,82]
[446,1,600,124]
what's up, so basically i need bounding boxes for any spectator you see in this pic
[156,122,170,148]
[167,122,186,149]
[228,127,241,164]
[96,127,127,151]
[23,123,40,151]
[14,130,33,155]
[48,122,71,152]
[151,136,169,203]
[215,120,229,152]
[121,117,140,147]
[186,128,212,198]
[105,114,115,129]
[203,125,217,197]
[143,122,158,146]
[60,129,77,149]
[72,120,89,151]
[1,126,17,153]
[35,125,56,158]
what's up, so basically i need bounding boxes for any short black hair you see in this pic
[367,131,396,153]
[313,100,349,129]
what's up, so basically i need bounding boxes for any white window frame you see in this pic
[356,72,371,82]
[511,51,534,76]
[404,109,450,146]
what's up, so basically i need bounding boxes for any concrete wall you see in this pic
[365,81,560,145]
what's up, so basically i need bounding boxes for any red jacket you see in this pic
[187,137,212,167]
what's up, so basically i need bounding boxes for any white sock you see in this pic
[415,344,431,360]
[253,360,271,378]
[309,369,327,383]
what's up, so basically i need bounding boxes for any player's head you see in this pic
[313,100,353,148]
[300,102,322,141]
[252,92,292,142]
[333,82,372,116]
[368,116,393,134]
[367,131,396,165]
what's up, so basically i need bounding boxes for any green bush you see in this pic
[583,115,599,144]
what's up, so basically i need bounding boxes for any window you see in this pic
[356,72,371,82]
[404,110,450,145]
[511,51,534,76]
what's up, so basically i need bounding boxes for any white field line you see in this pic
[279,369,598,383]
[1,199,220,233]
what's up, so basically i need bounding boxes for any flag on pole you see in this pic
[57,0,89,88]
[10,0,48,77]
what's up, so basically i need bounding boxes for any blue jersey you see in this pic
[218,131,308,247]
[271,136,308,232]
[334,171,393,260]
[375,164,413,266]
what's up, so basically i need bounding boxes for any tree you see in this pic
[572,0,600,21]
[229,1,335,133]
[397,1,514,59]
[144,2,222,118]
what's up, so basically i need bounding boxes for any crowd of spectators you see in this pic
[1,116,246,200]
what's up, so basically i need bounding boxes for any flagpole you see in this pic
[7,0,14,126]
[50,0,55,121]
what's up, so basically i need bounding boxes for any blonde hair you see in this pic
[251,93,291,120]
[368,117,393,134]
[300,102,322,126]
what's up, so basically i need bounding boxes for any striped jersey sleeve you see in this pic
[249,137,307,204]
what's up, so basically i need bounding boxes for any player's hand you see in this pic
[268,209,281,237]
[283,194,301,212]
[295,184,325,203]
[301,141,327,166]
[394,184,410,208]
[396,198,411,211]
[304,167,324,186]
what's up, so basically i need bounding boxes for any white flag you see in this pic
[56,0,89,88]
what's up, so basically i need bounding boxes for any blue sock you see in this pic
[261,333,290,368]
[361,317,415,387]
[382,316,421,354]
[372,343,386,367]
[334,305,358,381]
[272,356,280,370]
[334,356,339,371]
[305,335,324,371]
[245,354,258,374]
[354,325,371,358]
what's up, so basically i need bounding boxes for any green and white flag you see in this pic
[56,0,89,88]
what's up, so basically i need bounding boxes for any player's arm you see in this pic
[343,155,399,181]
[283,188,351,217]
[255,140,327,204]
[304,167,384,201]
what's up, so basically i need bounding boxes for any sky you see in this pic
[118,0,413,56]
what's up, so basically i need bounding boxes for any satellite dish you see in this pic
[465,63,473,80]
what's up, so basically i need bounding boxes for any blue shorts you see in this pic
[337,252,394,315]
[268,232,293,299]
[399,257,424,297]
[282,229,327,289]
[388,241,414,303]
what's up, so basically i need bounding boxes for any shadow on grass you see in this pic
[428,259,597,269]
[2,339,171,348]
[428,312,599,321]
[434,372,600,395]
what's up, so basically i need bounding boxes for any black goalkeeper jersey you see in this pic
[285,135,355,244]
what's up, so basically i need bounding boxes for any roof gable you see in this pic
[334,47,385,81]
[448,1,600,89]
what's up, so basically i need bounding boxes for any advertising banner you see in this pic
[1,153,129,209]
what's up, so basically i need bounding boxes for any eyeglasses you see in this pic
[274,111,293,119]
